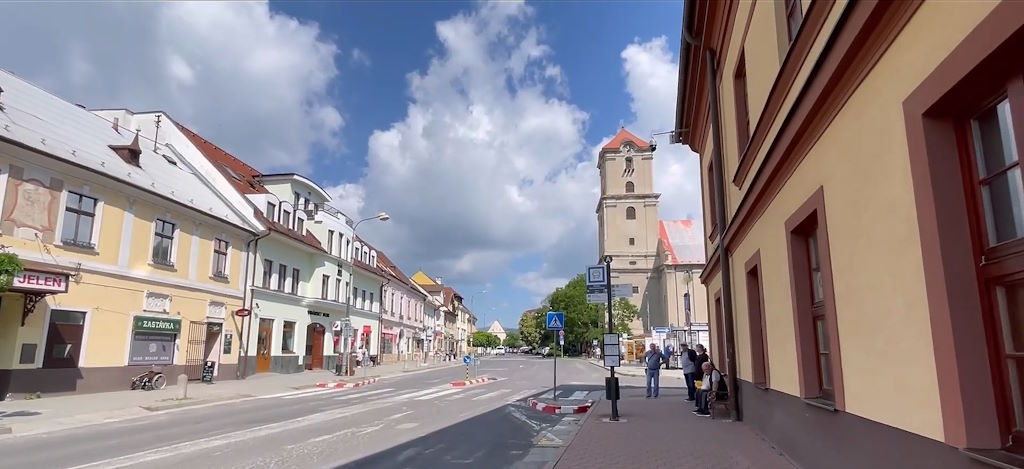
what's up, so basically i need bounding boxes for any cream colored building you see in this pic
[0,70,259,399]
[674,0,1024,466]
[596,129,708,340]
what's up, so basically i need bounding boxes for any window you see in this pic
[370,292,375,312]
[294,191,300,209]
[626,207,636,220]
[278,264,287,291]
[714,293,726,367]
[337,261,344,277]
[334,278,342,301]
[632,286,639,294]
[625,181,635,193]
[212,238,229,278]
[970,99,1023,245]
[707,163,719,238]
[734,51,751,153]
[282,321,295,353]
[266,202,276,219]
[262,259,273,288]
[345,238,351,260]
[786,188,841,405]
[624,156,634,171]
[291,268,300,295]
[328,230,335,254]
[361,290,367,309]
[352,286,357,305]
[629,237,635,246]
[152,219,176,266]
[222,331,233,354]
[61,191,97,248]
[321,274,330,300]
[281,209,291,228]
[785,0,803,42]
[746,252,769,388]
[296,216,304,233]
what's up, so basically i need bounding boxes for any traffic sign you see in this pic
[546,311,565,330]
[586,285,607,304]
[612,284,633,298]
[586,265,607,286]
[559,334,565,345]
[463,355,472,365]
[653,326,671,334]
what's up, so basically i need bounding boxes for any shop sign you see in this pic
[133,316,181,334]
[11,270,69,293]
[128,333,175,365]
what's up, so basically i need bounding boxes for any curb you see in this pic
[315,377,379,389]
[528,398,594,414]
[450,376,493,387]
[140,394,253,412]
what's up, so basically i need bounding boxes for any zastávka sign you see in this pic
[11,270,70,293]
[133,316,182,334]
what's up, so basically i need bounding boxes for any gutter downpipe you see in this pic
[238,231,270,379]
[378,276,390,363]
[682,3,741,421]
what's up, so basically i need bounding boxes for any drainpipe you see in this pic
[238,231,270,379]
[683,7,741,421]
[378,277,390,361]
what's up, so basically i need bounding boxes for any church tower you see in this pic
[597,128,659,335]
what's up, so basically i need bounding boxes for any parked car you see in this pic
[494,346,506,355]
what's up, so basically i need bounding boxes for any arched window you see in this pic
[626,206,636,220]
[625,181,635,193]
[625,157,634,171]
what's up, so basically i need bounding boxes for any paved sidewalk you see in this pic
[0,360,460,436]
[583,358,684,379]
[554,386,795,469]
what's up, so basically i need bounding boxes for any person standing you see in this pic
[679,343,699,401]
[644,343,667,398]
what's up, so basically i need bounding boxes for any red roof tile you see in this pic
[602,127,651,150]
[253,210,326,253]
[177,123,269,195]
[659,219,705,265]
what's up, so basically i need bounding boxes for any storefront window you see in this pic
[128,316,180,365]
[282,321,295,353]
[222,331,233,355]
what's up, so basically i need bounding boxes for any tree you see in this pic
[612,298,640,335]
[503,331,522,348]
[518,308,545,348]
[547,274,603,350]
[471,331,500,348]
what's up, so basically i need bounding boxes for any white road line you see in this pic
[358,424,384,435]
[390,387,447,400]
[507,388,542,402]
[332,388,394,400]
[415,388,463,400]
[258,388,323,399]
[567,390,588,400]
[281,388,343,399]
[394,422,418,430]
[539,391,554,399]
[471,389,511,401]
[385,411,414,420]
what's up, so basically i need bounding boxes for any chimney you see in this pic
[435,276,443,284]
[112,117,120,134]
[109,132,143,167]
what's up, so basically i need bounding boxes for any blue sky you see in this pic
[0,1,701,330]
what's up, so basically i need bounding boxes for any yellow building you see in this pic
[674,1,1024,466]
[0,70,259,398]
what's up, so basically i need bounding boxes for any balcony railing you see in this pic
[315,203,353,227]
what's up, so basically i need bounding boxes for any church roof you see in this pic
[602,127,652,150]
[487,321,505,334]
[659,219,705,265]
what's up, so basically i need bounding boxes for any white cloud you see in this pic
[514,269,570,303]
[330,1,597,284]
[351,48,372,67]
[0,1,343,173]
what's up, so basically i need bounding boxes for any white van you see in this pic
[494,346,506,355]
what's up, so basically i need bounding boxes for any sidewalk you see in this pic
[554,386,795,469]
[0,360,459,436]
[584,358,684,379]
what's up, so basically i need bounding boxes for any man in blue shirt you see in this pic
[644,343,667,398]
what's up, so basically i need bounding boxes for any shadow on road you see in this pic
[0,410,42,419]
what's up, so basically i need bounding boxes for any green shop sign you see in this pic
[133,316,181,334]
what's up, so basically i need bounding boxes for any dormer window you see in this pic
[281,209,291,227]
[109,133,143,167]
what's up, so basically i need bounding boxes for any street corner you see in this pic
[315,377,379,389]
[449,376,495,387]
[527,398,593,415]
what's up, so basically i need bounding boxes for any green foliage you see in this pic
[612,298,640,335]
[547,274,604,347]
[518,309,545,348]
[0,252,25,292]
[502,331,522,348]
[471,331,500,348]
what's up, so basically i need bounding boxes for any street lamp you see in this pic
[339,211,390,377]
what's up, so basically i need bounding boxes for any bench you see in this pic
[710,374,730,420]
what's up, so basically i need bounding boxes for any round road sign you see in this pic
[558,330,565,337]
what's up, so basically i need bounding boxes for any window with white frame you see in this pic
[212,238,229,278]
[328,230,335,254]
[281,209,291,228]
[152,219,176,266]
[61,191,98,248]
[296,216,304,233]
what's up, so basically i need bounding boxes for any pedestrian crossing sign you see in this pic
[546,311,565,331]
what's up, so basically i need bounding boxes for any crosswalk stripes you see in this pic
[443,388,487,401]
[390,387,448,400]
[281,387,344,399]
[332,388,394,400]
[471,389,511,401]
[414,388,464,400]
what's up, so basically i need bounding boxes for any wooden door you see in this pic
[42,309,86,369]
[311,324,325,370]
[256,318,273,373]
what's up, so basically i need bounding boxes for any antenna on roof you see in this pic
[0,85,5,111]
[112,117,120,134]
[153,115,162,151]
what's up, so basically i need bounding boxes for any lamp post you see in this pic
[339,211,390,377]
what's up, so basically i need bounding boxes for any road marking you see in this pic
[394,422,418,430]
[358,424,384,435]
[415,388,463,400]
[472,389,511,400]
[332,388,394,400]
[567,390,588,400]
[390,387,446,400]
[65,401,387,469]
[386,411,414,420]
[258,388,323,399]
[509,407,541,430]
[507,388,543,402]
[281,387,341,399]
[445,388,487,400]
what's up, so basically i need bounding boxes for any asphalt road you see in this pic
[0,356,620,469]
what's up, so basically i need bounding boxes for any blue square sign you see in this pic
[546,311,565,331]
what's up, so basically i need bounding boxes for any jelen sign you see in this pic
[11,270,70,293]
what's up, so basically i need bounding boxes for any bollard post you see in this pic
[176,374,189,400]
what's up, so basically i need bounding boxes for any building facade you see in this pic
[377,250,426,363]
[654,220,710,347]
[0,70,257,399]
[673,0,1024,466]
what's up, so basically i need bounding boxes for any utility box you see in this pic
[605,376,620,400]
